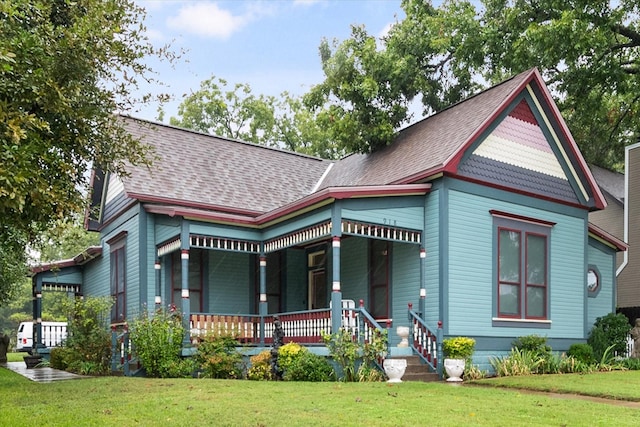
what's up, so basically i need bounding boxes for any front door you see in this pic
[308,250,327,309]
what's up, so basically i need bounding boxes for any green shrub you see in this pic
[278,342,305,373]
[49,346,74,370]
[443,336,476,359]
[284,351,335,382]
[60,296,112,375]
[129,306,184,378]
[512,335,552,373]
[322,327,387,382]
[588,313,631,361]
[490,348,544,376]
[247,350,273,381]
[567,343,595,365]
[194,334,244,379]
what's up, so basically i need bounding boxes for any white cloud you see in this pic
[166,2,250,39]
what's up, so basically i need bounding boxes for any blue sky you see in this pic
[135,0,405,122]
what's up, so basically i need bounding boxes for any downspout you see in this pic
[616,142,638,276]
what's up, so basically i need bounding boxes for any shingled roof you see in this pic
[119,118,331,215]
[320,68,533,188]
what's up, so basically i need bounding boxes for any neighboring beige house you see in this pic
[590,142,640,324]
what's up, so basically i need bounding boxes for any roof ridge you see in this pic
[118,114,330,163]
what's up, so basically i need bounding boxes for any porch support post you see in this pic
[331,236,342,334]
[154,259,162,308]
[180,248,190,346]
[33,276,43,354]
[419,247,426,319]
[259,254,267,346]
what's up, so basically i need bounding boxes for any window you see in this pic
[370,240,390,319]
[587,266,600,297]
[108,232,127,323]
[494,211,552,321]
[171,249,203,312]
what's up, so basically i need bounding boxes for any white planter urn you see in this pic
[444,358,465,382]
[396,326,410,348]
[383,359,407,383]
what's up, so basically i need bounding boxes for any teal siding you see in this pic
[340,237,368,304]
[391,242,420,346]
[342,206,424,230]
[424,189,440,326]
[208,251,251,313]
[83,251,109,297]
[190,221,262,241]
[446,188,587,339]
[262,208,332,241]
[285,248,307,312]
[587,241,615,328]
[155,218,180,244]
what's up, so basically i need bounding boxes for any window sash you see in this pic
[497,227,548,320]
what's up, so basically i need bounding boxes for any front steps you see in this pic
[387,355,440,382]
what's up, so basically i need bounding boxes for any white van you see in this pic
[16,321,67,352]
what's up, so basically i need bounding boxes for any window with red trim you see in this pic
[109,237,126,323]
[497,222,549,320]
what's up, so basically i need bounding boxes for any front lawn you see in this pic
[471,370,640,402]
[2,367,640,426]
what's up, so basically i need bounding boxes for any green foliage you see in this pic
[169,77,339,159]
[322,327,387,382]
[464,363,488,380]
[0,0,177,300]
[588,313,631,361]
[322,329,359,382]
[566,343,595,365]
[490,348,546,376]
[60,296,112,375]
[129,306,185,378]
[283,350,335,382]
[277,342,305,373]
[194,334,244,379]
[49,346,74,371]
[247,350,273,381]
[512,335,552,373]
[308,0,640,167]
[443,336,476,359]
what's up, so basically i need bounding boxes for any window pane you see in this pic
[499,230,520,282]
[527,286,545,317]
[499,283,519,315]
[526,235,546,285]
[372,241,388,285]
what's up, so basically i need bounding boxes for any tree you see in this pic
[169,76,340,159]
[307,0,640,168]
[304,25,421,154]
[0,0,175,304]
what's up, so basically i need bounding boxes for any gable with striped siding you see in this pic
[458,99,579,204]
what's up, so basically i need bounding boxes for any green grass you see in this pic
[2,367,640,426]
[6,352,25,362]
[471,370,640,402]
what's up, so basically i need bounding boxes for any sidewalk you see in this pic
[1,361,86,382]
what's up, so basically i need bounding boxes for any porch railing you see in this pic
[189,302,385,347]
[408,303,443,378]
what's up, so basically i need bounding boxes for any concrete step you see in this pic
[387,356,440,382]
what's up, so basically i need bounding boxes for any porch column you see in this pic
[154,259,162,308]
[180,249,191,346]
[331,236,343,334]
[259,255,267,346]
[33,276,43,353]
[419,247,426,319]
